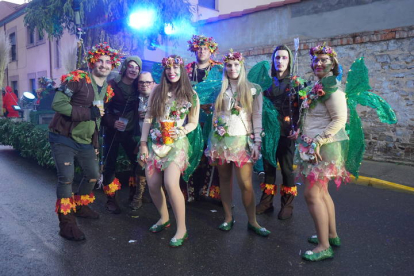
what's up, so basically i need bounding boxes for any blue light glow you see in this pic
[164,20,195,37]
[128,9,156,30]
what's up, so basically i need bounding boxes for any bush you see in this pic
[0,118,132,172]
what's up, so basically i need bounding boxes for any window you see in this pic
[55,39,61,68]
[29,78,36,93]
[28,27,35,45]
[38,30,44,42]
[11,81,18,97]
[9,33,16,61]
[199,0,216,10]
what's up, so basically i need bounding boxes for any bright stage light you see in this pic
[128,9,156,30]
[164,23,175,35]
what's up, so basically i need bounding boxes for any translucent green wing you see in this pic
[345,57,397,177]
[151,62,163,84]
[261,97,280,168]
[193,65,223,105]
[182,125,204,182]
[247,61,272,91]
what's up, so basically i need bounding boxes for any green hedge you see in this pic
[0,118,54,168]
[0,118,132,171]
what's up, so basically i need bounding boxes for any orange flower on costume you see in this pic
[103,178,122,196]
[280,185,298,196]
[209,185,221,199]
[74,192,96,206]
[55,197,76,215]
[260,183,276,195]
[105,85,114,103]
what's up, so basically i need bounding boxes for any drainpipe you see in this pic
[49,39,53,79]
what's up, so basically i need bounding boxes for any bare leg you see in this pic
[146,168,169,225]
[164,163,186,239]
[304,179,330,252]
[216,163,234,223]
[322,189,338,238]
[234,163,262,228]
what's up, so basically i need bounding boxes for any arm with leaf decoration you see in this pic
[345,57,397,177]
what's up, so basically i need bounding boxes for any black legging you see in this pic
[263,136,295,187]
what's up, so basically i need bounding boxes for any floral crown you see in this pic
[310,43,337,58]
[222,49,244,63]
[187,35,218,54]
[86,42,122,69]
[161,56,184,68]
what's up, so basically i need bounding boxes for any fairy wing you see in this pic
[193,65,223,105]
[151,62,163,84]
[345,57,397,177]
[247,61,272,91]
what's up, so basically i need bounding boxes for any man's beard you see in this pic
[93,66,111,78]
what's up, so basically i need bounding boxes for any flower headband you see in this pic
[187,35,218,54]
[222,49,244,63]
[86,42,122,69]
[310,43,337,58]
[161,56,184,68]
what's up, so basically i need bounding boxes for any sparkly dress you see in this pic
[205,80,263,167]
[146,94,194,175]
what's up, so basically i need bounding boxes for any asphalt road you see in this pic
[1,145,413,276]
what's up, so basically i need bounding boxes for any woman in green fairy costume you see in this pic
[205,50,270,237]
[139,55,200,247]
[296,44,349,261]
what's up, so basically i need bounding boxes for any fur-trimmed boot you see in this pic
[74,193,100,219]
[103,178,122,214]
[58,212,85,241]
[278,185,297,220]
[256,183,277,215]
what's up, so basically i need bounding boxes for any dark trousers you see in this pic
[263,136,295,187]
[103,129,138,185]
[51,143,100,198]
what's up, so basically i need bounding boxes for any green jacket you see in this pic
[49,70,108,148]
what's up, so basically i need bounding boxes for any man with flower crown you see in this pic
[184,35,222,202]
[48,42,121,241]
[101,55,143,214]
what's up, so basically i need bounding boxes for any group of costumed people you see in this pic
[49,35,397,261]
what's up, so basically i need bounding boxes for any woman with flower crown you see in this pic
[139,55,200,247]
[205,50,270,237]
[295,44,349,261]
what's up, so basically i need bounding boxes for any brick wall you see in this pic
[241,26,414,165]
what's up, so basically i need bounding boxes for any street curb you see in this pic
[288,165,414,194]
[350,175,414,195]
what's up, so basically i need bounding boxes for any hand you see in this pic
[314,144,322,163]
[95,149,99,155]
[139,111,146,119]
[287,128,300,140]
[114,120,126,130]
[251,143,261,162]
[139,143,149,163]
[168,127,179,140]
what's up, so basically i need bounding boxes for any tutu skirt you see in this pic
[205,134,253,168]
[295,141,350,188]
[147,137,190,176]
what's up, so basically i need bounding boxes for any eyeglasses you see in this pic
[138,81,154,85]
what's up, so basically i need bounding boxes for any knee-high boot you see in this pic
[278,185,297,220]
[256,183,277,215]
